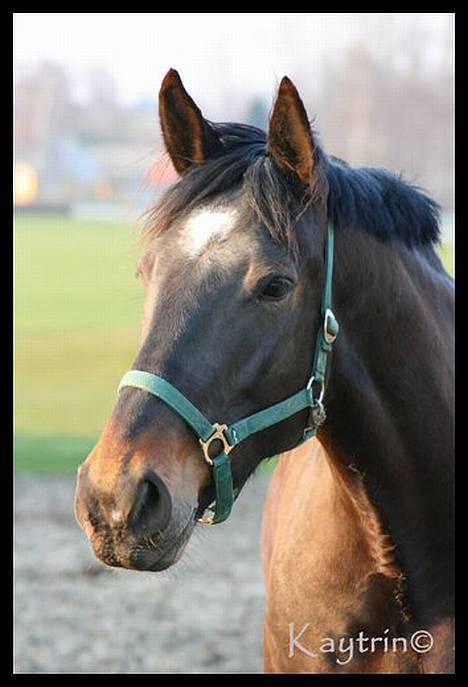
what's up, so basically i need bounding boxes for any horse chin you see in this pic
[132,540,188,572]
[87,511,197,573]
[131,522,195,572]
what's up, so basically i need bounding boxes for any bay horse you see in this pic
[75,69,454,673]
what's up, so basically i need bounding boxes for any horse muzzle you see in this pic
[75,461,197,571]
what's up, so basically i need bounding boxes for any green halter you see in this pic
[118,222,339,524]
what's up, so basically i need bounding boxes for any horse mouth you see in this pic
[131,512,197,571]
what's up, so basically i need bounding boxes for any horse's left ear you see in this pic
[159,68,223,175]
[268,77,317,186]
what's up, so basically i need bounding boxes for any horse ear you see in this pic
[159,69,222,175]
[268,76,317,186]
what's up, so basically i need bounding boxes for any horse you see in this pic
[75,69,454,673]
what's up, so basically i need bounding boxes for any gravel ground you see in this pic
[14,473,271,673]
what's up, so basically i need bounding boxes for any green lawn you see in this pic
[438,243,455,276]
[15,214,144,472]
[14,214,455,473]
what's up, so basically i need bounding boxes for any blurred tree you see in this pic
[314,16,453,210]
[15,61,73,159]
[75,67,129,143]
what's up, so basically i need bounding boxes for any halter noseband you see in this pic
[118,222,339,524]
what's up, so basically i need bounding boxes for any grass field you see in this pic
[15,214,143,471]
[15,214,455,473]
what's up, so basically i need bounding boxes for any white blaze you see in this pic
[183,208,237,258]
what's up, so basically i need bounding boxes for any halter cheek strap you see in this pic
[118,222,339,525]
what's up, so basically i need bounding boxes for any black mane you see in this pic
[327,156,440,246]
[145,122,440,249]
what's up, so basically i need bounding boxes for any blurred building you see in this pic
[14,46,453,238]
[14,62,162,216]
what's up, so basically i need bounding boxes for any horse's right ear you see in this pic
[159,69,223,175]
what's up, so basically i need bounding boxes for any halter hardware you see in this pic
[199,423,234,465]
[306,375,325,402]
[118,222,339,526]
[324,308,339,344]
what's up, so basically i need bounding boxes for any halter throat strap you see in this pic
[118,221,339,525]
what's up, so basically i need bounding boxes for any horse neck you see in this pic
[320,225,454,628]
[263,442,420,672]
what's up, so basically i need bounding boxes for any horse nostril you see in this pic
[130,470,172,536]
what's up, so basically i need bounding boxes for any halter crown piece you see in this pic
[118,222,339,524]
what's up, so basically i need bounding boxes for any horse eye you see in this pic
[259,277,294,301]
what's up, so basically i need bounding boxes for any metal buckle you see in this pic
[198,507,216,525]
[303,399,327,438]
[199,423,234,466]
[323,308,339,344]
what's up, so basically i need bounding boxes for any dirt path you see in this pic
[14,474,271,673]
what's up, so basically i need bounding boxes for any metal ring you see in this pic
[306,375,325,404]
[313,398,325,415]
[199,423,234,466]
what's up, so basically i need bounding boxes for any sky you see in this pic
[14,13,453,113]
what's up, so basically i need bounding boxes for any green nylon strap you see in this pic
[226,387,312,446]
[321,222,335,317]
[209,453,234,524]
[118,371,215,442]
[302,426,318,443]
[309,222,338,385]
[311,336,332,384]
[119,373,314,449]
